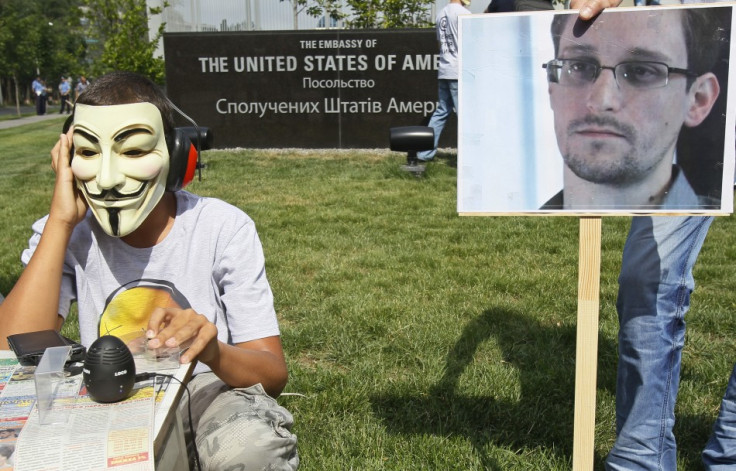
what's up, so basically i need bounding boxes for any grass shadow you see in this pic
[370,307,617,469]
[674,412,721,468]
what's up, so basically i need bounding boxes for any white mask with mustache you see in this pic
[71,103,170,237]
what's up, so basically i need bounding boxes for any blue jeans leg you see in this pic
[703,363,736,469]
[606,215,713,471]
[417,79,458,161]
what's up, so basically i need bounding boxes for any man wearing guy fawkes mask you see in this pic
[71,102,170,237]
[0,72,298,470]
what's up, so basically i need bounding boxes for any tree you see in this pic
[345,0,434,28]
[0,0,86,115]
[279,0,340,30]
[82,0,167,84]
[39,1,89,85]
[0,1,35,112]
[365,0,434,28]
[285,0,433,30]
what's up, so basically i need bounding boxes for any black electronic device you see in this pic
[83,335,136,403]
[389,126,435,173]
[6,330,86,366]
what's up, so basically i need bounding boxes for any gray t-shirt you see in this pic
[436,3,471,80]
[23,191,279,374]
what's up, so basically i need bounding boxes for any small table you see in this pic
[152,360,195,470]
[0,349,194,470]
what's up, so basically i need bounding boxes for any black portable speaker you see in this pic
[82,335,136,403]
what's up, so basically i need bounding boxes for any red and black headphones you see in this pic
[165,125,207,192]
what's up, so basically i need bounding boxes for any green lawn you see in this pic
[1,120,735,469]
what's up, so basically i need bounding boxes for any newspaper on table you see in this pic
[0,347,182,471]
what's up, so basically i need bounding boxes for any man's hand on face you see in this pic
[570,0,623,20]
[49,127,88,230]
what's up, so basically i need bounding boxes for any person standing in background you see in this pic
[75,75,89,101]
[58,77,71,114]
[566,0,735,467]
[417,0,471,163]
[31,76,47,115]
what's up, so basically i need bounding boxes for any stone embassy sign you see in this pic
[164,29,457,149]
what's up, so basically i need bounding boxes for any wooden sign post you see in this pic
[572,216,602,470]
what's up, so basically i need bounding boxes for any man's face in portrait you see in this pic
[547,11,707,187]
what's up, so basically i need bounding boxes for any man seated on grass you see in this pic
[0,71,298,470]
